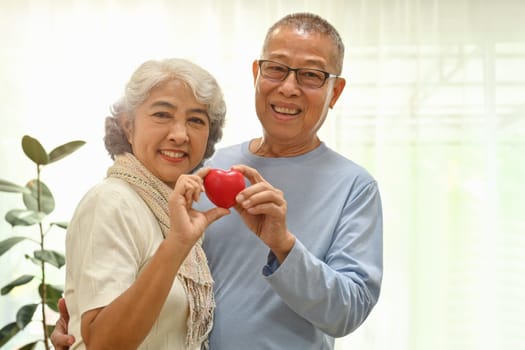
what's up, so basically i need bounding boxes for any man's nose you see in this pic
[278,71,301,96]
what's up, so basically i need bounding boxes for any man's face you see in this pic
[252,26,346,150]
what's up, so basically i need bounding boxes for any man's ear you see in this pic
[252,60,259,86]
[329,78,346,109]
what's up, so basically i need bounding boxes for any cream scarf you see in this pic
[107,153,214,348]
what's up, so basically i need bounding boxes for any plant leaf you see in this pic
[22,135,49,165]
[39,283,63,312]
[19,341,38,350]
[25,254,40,266]
[5,209,45,227]
[46,324,56,337]
[51,221,68,229]
[48,140,86,164]
[23,179,55,214]
[0,236,29,257]
[0,179,31,194]
[34,249,65,268]
[0,322,21,347]
[16,303,38,329]
[1,275,34,295]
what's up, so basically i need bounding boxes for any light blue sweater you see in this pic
[198,141,383,349]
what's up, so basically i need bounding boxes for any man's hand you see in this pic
[50,298,75,349]
[231,164,296,262]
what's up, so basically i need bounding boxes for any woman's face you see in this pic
[124,79,210,187]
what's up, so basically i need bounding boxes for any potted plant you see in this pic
[0,135,85,350]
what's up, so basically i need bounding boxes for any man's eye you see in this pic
[301,71,323,79]
[269,66,287,73]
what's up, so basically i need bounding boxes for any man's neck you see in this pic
[249,137,321,157]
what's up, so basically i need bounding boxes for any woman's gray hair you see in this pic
[104,58,227,165]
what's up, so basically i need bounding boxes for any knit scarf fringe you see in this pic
[107,153,214,348]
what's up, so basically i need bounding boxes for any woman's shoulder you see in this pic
[85,177,135,196]
[69,178,160,240]
[75,177,147,213]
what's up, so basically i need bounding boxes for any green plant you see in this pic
[0,135,85,349]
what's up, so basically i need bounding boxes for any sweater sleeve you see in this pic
[263,181,383,337]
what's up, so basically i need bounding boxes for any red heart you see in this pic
[204,168,245,208]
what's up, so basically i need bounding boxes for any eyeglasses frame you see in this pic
[257,59,339,88]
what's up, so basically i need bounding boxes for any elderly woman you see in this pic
[64,58,229,350]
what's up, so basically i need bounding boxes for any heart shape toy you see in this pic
[204,168,245,208]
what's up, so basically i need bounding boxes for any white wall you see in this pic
[1,1,524,349]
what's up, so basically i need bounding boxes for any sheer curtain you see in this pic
[1,1,524,349]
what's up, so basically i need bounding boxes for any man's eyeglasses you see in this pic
[257,60,338,88]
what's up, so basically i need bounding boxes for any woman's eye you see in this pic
[153,112,171,119]
[189,117,207,125]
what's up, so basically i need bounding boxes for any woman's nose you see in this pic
[168,122,189,144]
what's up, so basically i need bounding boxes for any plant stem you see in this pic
[37,164,50,350]
[40,223,50,350]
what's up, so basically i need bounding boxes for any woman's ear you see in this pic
[119,114,133,144]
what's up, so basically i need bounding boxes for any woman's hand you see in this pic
[231,165,295,262]
[167,167,229,248]
[50,298,75,349]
